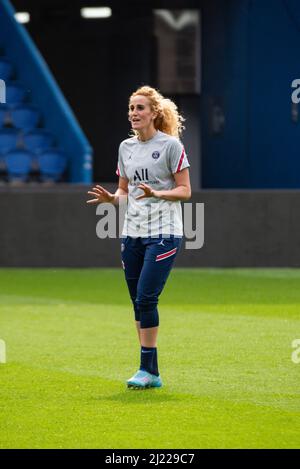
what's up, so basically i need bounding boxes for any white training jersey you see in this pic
[116,130,190,237]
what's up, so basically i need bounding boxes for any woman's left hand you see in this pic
[136,183,156,200]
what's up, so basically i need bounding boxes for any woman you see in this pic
[87,86,191,389]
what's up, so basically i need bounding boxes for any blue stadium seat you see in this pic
[0,58,13,81]
[23,130,55,154]
[6,83,26,106]
[38,150,67,182]
[0,128,19,154]
[11,105,40,131]
[4,149,32,182]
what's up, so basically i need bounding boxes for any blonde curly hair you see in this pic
[129,86,185,138]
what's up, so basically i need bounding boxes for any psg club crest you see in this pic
[152,151,160,160]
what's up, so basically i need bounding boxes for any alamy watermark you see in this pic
[0,339,6,363]
[290,80,300,121]
[95,197,204,250]
[291,79,300,104]
[0,79,6,104]
[291,339,300,364]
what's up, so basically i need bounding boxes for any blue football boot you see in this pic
[127,370,162,389]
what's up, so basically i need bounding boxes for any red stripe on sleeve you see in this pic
[176,148,185,173]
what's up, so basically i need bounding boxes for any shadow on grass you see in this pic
[91,389,189,405]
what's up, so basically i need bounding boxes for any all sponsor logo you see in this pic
[134,168,149,182]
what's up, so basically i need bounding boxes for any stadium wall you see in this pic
[0,186,299,268]
[201,0,300,189]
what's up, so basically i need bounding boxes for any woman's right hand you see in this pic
[86,185,115,205]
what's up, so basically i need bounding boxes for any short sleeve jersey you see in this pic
[116,130,190,237]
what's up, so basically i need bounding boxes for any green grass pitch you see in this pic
[0,268,299,449]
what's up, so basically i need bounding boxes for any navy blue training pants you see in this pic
[121,235,182,328]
